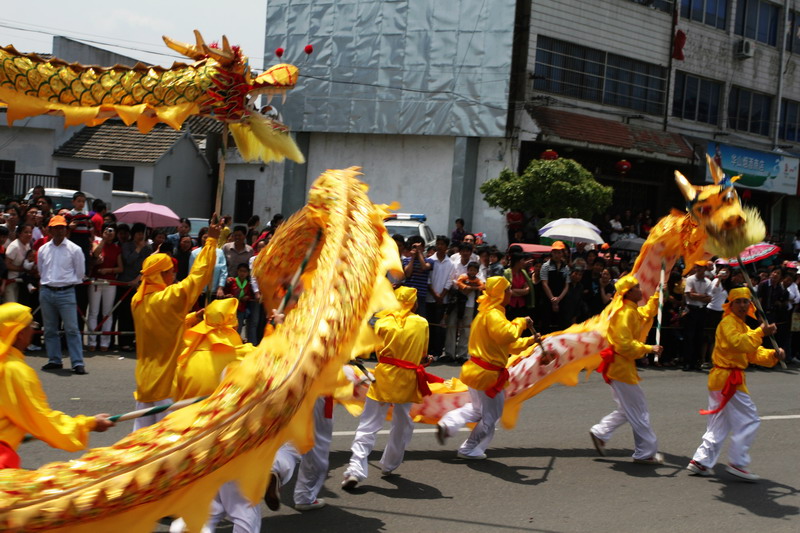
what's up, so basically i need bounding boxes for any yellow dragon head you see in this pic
[674,154,764,258]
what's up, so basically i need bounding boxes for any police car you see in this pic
[383,213,435,248]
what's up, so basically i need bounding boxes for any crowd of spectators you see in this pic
[395,218,800,369]
[0,185,285,362]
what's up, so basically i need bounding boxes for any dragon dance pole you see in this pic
[737,257,787,370]
[654,259,666,364]
[22,396,207,443]
[214,124,229,217]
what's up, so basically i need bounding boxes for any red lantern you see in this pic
[304,44,314,55]
[275,47,284,58]
[540,148,559,160]
[615,159,632,175]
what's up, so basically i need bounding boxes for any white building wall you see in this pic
[473,138,517,247]
[153,137,213,218]
[304,133,455,236]
[0,116,82,175]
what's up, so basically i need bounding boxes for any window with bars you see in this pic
[735,0,780,46]
[681,0,728,29]
[779,99,800,142]
[533,36,666,115]
[786,11,800,52]
[672,71,722,125]
[728,86,772,136]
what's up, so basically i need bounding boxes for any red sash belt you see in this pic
[0,441,20,470]
[324,396,334,419]
[596,347,615,384]
[699,366,743,415]
[379,356,444,397]
[468,356,508,398]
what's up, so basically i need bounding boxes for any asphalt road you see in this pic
[19,350,800,533]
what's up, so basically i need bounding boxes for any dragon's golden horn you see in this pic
[222,36,231,54]
[674,170,697,202]
[162,30,207,60]
[706,154,724,185]
[202,43,234,64]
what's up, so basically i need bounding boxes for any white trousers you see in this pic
[343,398,414,481]
[132,399,172,432]
[444,310,471,360]
[271,397,334,504]
[87,283,116,348]
[692,390,760,468]
[170,482,261,533]
[590,380,658,460]
[439,387,504,457]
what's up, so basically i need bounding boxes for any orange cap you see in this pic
[48,215,67,227]
[551,240,566,250]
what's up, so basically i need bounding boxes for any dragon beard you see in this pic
[703,206,766,259]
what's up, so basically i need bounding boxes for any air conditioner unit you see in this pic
[736,39,754,59]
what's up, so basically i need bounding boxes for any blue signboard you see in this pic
[706,142,798,195]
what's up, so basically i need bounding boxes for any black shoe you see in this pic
[264,472,280,511]
[41,362,63,371]
[73,365,87,375]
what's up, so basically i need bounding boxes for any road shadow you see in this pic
[600,451,689,479]
[462,455,555,486]
[212,503,386,533]
[356,473,452,500]
[712,476,800,519]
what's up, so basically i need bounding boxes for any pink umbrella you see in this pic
[113,202,180,228]
[728,242,780,265]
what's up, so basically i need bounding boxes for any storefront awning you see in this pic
[528,106,694,164]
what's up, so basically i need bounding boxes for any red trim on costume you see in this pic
[0,441,20,469]
[699,366,743,415]
[468,356,508,399]
[596,347,615,384]
[378,356,444,397]
[324,396,334,419]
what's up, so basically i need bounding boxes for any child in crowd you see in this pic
[455,261,485,321]
[226,263,255,337]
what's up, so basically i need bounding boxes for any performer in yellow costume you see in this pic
[589,275,664,464]
[170,297,260,533]
[437,277,537,460]
[342,286,437,488]
[131,222,219,431]
[686,287,784,481]
[0,303,113,469]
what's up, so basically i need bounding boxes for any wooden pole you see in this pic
[214,124,228,217]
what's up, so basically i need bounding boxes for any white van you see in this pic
[23,187,151,212]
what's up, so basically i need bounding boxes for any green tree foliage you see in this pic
[480,158,613,220]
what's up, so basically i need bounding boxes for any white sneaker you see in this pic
[686,460,712,476]
[633,452,664,465]
[726,464,759,482]
[26,344,41,351]
[341,475,358,490]
[456,452,487,460]
[295,499,326,511]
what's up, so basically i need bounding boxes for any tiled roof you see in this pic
[182,115,225,136]
[529,106,694,160]
[54,120,186,163]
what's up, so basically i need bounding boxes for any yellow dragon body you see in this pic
[0,168,400,532]
[0,31,303,163]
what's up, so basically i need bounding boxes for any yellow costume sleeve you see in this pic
[0,351,95,451]
[368,314,429,404]
[461,311,532,390]
[719,318,764,354]
[637,293,660,321]
[608,303,652,360]
[134,238,217,403]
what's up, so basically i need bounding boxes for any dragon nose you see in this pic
[722,215,744,230]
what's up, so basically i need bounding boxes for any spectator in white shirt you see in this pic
[682,261,712,371]
[426,235,455,359]
[37,215,87,374]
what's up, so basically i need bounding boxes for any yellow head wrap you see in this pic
[608,274,640,320]
[477,276,510,313]
[384,286,417,326]
[132,253,174,307]
[722,286,756,319]
[178,298,242,365]
[0,303,33,361]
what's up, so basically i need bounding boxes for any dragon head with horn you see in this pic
[674,154,765,259]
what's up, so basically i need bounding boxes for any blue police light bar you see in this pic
[385,213,427,222]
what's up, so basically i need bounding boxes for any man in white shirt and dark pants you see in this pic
[426,235,455,359]
[683,260,712,371]
[38,215,87,374]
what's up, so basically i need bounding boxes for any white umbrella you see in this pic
[539,217,601,235]
[540,224,604,245]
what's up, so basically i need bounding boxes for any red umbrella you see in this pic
[728,242,780,265]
